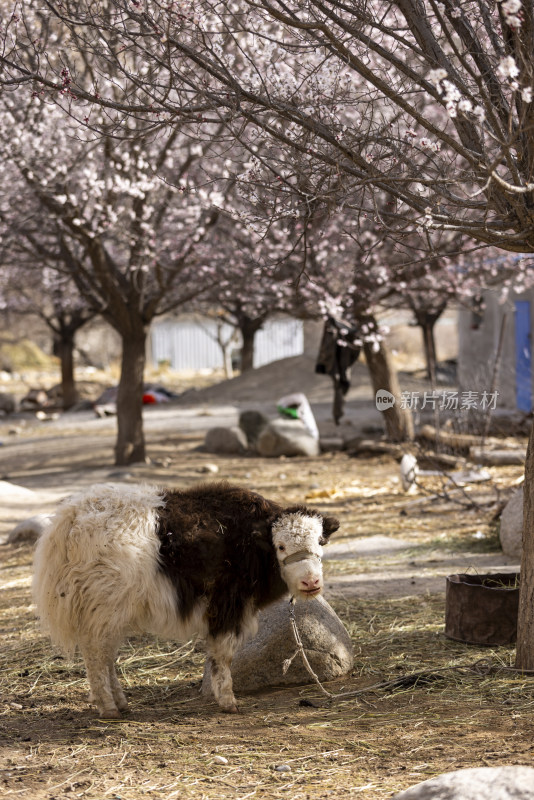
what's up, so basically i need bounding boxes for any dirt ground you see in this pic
[1,362,532,799]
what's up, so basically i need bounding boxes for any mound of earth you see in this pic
[175,353,372,407]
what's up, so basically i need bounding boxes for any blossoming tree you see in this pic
[0,94,227,463]
[4,0,534,663]
[0,248,96,410]
[195,212,305,371]
[0,154,101,407]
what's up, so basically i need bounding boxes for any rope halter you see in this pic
[282,549,322,567]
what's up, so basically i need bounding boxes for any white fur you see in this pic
[33,483,208,656]
[272,513,324,598]
[33,483,211,717]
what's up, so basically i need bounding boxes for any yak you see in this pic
[33,481,339,717]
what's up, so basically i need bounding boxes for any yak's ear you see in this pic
[252,515,277,548]
[319,515,340,545]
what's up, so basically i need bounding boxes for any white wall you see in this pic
[150,316,303,371]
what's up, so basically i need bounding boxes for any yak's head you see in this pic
[271,507,339,600]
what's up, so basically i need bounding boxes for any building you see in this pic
[458,289,533,412]
[149,314,304,372]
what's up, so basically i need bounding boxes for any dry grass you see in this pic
[0,429,532,799]
[2,531,534,800]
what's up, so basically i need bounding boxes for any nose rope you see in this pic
[282,549,322,567]
[283,597,334,697]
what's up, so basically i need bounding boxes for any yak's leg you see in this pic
[108,654,129,712]
[80,638,122,719]
[206,633,239,713]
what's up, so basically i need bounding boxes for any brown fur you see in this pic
[156,482,338,637]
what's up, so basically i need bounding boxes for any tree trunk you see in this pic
[412,304,446,384]
[515,420,534,669]
[214,321,235,379]
[421,316,438,385]
[115,330,147,466]
[363,340,414,442]
[222,347,234,380]
[240,319,259,372]
[53,329,78,410]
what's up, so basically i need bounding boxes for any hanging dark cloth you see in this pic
[315,316,361,424]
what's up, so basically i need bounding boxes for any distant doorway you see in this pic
[515,300,532,411]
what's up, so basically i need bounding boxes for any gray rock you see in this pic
[393,766,534,800]
[6,514,52,545]
[0,392,15,415]
[202,595,353,695]
[238,410,270,446]
[500,486,523,558]
[256,419,320,458]
[197,463,220,474]
[204,426,248,454]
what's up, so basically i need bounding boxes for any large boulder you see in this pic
[256,419,320,458]
[202,595,353,695]
[204,426,248,455]
[500,486,523,558]
[393,766,534,800]
[238,410,270,447]
[0,392,16,415]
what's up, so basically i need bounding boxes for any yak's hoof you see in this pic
[221,704,239,714]
[97,708,122,720]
